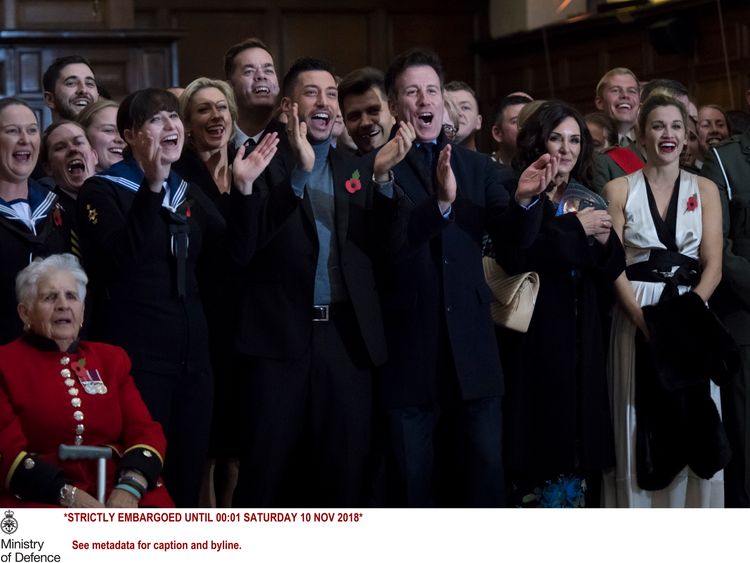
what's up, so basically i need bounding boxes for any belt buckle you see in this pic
[313,304,329,322]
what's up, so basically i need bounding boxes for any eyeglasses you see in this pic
[442,124,458,140]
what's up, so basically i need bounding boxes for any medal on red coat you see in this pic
[72,358,108,395]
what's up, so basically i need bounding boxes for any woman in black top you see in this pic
[0,98,70,345]
[497,101,625,507]
[76,88,277,506]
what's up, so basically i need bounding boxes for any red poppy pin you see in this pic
[52,205,63,227]
[345,170,362,194]
[686,194,698,212]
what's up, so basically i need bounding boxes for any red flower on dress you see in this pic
[345,169,362,194]
[686,194,698,212]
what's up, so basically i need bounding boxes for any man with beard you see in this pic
[42,56,99,123]
[232,58,405,507]
[338,67,395,156]
[695,104,730,170]
[224,37,282,150]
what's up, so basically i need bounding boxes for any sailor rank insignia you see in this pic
[86,204,98,224]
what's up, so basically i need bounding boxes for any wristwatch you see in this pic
[59,484,77,507]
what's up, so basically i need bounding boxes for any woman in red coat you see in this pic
[0,253,172,507]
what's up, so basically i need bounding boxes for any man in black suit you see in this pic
[373,48,556,507]
[224,37,282,150]
[232,58,398,507]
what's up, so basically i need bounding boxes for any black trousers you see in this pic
[233,308,373,507]
[721,343,750,507]
[132,364,213,508]
[383,320,505,507]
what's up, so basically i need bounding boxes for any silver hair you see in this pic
[15,253,88,306]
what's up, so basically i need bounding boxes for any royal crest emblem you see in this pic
[1,510,18,534]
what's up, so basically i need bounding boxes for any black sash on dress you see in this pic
[625,174,701,302]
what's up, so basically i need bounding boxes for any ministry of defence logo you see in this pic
[1,510,18,534]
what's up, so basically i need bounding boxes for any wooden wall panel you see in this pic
[478,0,750,115]
[171,10,268,85]
[281,12,371,77]
[134,1,486,91]
[17,0,104,28]
[17,50,41,94]
[389,12,477,85]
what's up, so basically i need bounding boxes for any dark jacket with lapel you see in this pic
[377,137,543,408]
[234,136,391,366]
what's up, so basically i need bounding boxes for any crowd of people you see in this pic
[0,38,748,509]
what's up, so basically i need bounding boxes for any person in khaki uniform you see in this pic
[701,127,750,507]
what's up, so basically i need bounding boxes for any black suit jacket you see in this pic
[377,138,542,408]
[234,136,391,366]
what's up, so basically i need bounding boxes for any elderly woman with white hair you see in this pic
[0,254,172,507]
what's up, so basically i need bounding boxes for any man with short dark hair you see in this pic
[374,48,552,507]
[232,57,398,507]
[490,94,531,165]
[338,67,395,155]
[42,55,99,122]
[444,81,482,151]
[224,37,281,149]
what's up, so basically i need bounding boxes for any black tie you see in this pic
[244,137,257,154]
[418,144,435,192]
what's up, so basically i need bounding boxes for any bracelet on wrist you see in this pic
[115,483,143,500]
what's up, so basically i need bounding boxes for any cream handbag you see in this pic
[482,256,540,333]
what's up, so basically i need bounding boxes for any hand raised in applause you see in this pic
[131,131,170,194]
[232,132,280,195]
[436,144,456,214]
[373,121,416,181]
[514,153,560,206]
[285,102,315,172]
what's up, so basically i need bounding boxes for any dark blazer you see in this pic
[377,138,543,408]
[701,130,750,345]
[234,136,391,366]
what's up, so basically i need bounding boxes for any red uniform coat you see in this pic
[0,336,172,507]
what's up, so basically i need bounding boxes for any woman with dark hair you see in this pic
[603,94,724,507]
[0,97,71,345]
[497,101,625,507]
[75,88,278,506]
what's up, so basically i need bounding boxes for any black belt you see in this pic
[626,249,701,303]
[312,303,350,321]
